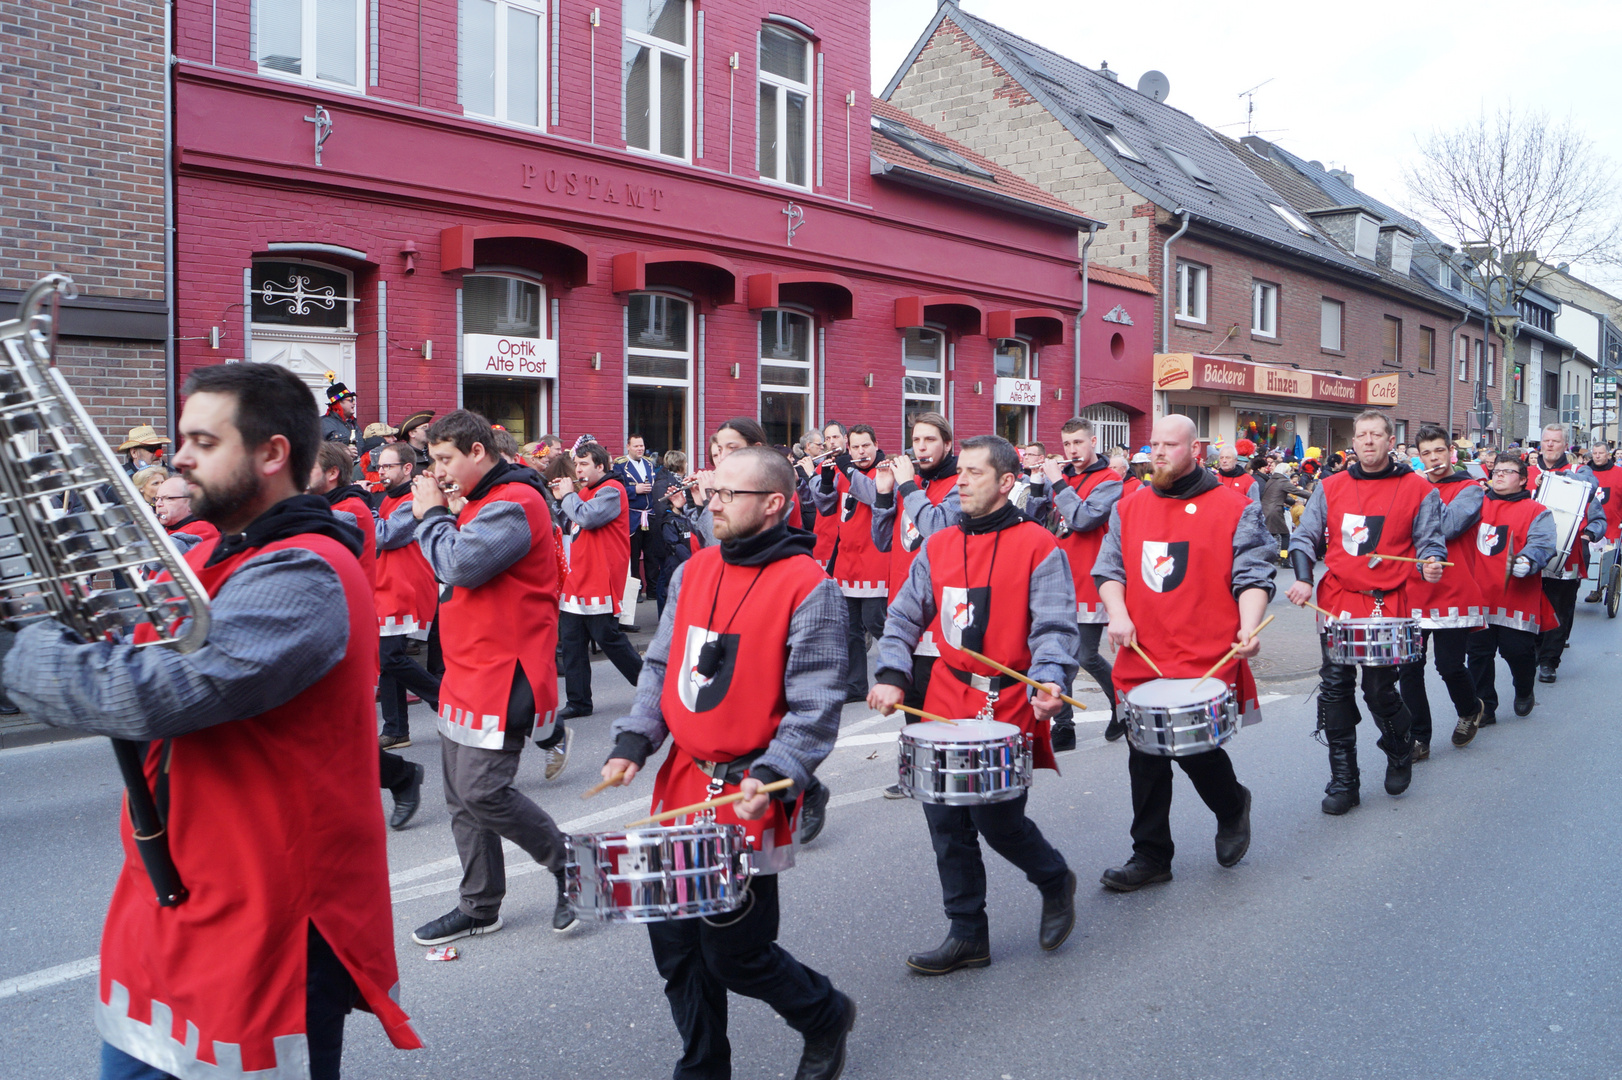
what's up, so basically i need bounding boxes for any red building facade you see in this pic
[169,0,1152,457]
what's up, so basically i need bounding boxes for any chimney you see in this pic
[1099,61,1118,82]
[1328,168,1355,189]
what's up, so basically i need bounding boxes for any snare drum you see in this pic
[1324,617,1422,666]
[896,719,1031,805]
[1122,678,1240,758]
[564,822,753,923]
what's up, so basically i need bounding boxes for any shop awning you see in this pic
[746,272,855,320]
[894,294,984,336]
[611,250,741,307]
[440,224,595,287]
[1152,353,1399,408]
[986,307,1068,347]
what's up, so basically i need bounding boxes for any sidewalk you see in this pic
[0,709,86,749]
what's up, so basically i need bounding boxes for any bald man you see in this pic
[154,474,219,552]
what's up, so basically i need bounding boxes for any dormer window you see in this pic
[1162,146,1216,191]
[1390,233,1414,275]
[1353,215,1379,260]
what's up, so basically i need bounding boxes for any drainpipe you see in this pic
[1073,221,1099,414]
[163,0,177,433]
[1159,209,1190,421]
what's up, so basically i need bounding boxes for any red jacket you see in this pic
[828,468,888,598]
[1053,462,1118,624]
[560,477,632,615]
[164,516,219,546]
[375,490,439,635]
[1407,474,1486,629]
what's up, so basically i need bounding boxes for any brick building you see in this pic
[883,2,1505,455]
[165,0,1154,459]
[1,0,172,442]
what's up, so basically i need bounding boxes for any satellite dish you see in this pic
[1137,70,1170,102]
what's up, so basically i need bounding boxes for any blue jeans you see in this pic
[100,1043,174,1080]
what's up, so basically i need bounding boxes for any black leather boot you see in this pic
[1321,727,1360,815]
[905,934,990,975]
[1374,714,1414,796]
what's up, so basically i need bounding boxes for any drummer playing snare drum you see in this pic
[1285,410,1446,816]
[1092,413,1275,892]
[600,446,856,1080]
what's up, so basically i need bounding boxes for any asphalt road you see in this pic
[4,591,1621,1080]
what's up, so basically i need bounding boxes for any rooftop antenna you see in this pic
[1237,78,1274,136]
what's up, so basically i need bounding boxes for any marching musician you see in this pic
[1400,426,1488,754]
[1527,424,1607,682]
[1286,410,1446,815]
[410,410,577,945]
[1583,441,1622,603]
[5,362,419,1078]
[812,423,891,702]
[1467,454,1558,724]
[371,442,442,755]
[602,446,856,1080]
[1040,416,1124,748]
[1093,414,1270,891]
[870,435,1079,976]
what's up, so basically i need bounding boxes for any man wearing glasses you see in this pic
[373,444,442,760]
[153,474,219,550]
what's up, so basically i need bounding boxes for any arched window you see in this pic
[461,274,551,443]
[994,338,1032,444]
[758,25,812,187]
[626,292,692,457]
[1079,403,1130,456]
[249,259,358,406]
[759,309,813,446]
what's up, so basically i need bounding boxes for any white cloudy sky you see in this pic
[871,0,1622,292]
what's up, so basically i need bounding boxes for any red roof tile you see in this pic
[1087,263,1157,295]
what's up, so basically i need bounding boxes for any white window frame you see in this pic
[1252,280,1278,338]
[460,0,547,130]
[758,308,815,444]
[1457,336,1469,382]
[1321,298,1344,351]
[757,26,813,190]
[622,0,692,162]
[993,338,1033,445]
[626,292,694,457]
[1176,261,1207,324]
[255,0,367,92]
[903,327,946,431]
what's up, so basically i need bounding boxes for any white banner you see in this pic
[994,377,1041,406]
[462,333,558,379]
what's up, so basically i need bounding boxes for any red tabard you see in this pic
[375,491,438,635]
[811,507,837,565]
[97,532,418,1076]
[560,477,631,614]
[887,473,959,607]
[165,518,219,545]
[920,521,1062,772]
[1054,465,1117,624]
[1590,463,1622,542]
[1527,460,1593,574]
[653,547,829,873]
[1216,473,1254,498]
[1472,494,1560,633]
[1315,469,1436,619]
[830,469,887,597]
[331,493,377,592]
[1406,476,1486,629]
[437,481,560,750]
[1120,476,1143,500]
[1110,485,1260,721]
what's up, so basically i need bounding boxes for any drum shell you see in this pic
[1324,617,1422,667]
[896,720,1032,805]
[1122,679,1240,758]
[564,822,753,923]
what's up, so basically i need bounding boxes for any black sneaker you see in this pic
[1478,711,1498,726]
[1514,693,1535,717]
[882,783,909,800]
[379,733,411,750]
[388,761,425,830]
[799,780,831,845]
[1103,712,1126,743]
[552,871,578,933]
[1050,723,1077,752]
[412,909,503,946]
[1537,665,1557,684]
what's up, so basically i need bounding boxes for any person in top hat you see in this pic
[321,379,360,477]
[117,423,170,477]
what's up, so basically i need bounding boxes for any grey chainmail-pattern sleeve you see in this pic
[610,560,684,753]
[874,542,935,684]
[1523,507,1560,568]
[560,483,623,531]
[1053,474,1121,533]
[375,499,420,550]
[1412,487,1448,561]
[1026,546,1080,689]
[900,482,963,539]
[755,577,850,789]
[870,494,895,553]
[2,547,349,739]
[1442,483,1484,540]
[1231,502,1279,599]
[1287,485,1330,568]
[415,500,533,589]
[1089,503,1127,591]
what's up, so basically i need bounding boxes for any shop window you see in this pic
[759,309,813,447]
[460,0,545,128]
[463,274,543,337]
[903,328,945,433]
[623,0,689,160]
[1176,261,1206,323]
[462,275,549,445]
[1320,298,1343,351]
[627,293,692,457]
[758,26,812,188]
[256,0,365,89]
[1079,404,1130,455]
[994,339,1032,445]
[1252,281,1278,337]
[1167,402,1209,439]
[1238,410,1286,452]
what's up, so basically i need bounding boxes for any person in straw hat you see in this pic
[116,423,170,477]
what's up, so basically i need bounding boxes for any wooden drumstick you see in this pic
[1197,613,1276,685]
[1301,599,1338,620]
[623,778,795,828]
[1367,553,1454,567]
[580,771,626,800]
[888,703,957,725]
[1127,640,1165,678]
[959,647,1087,711]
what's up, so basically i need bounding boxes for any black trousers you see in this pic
[630,525,662,596]
[647,873,843,1080]
[1056,623,1114,727]
[559,611,643,711]
[1126,745,1246,869]
[1538,577,1581,668]
[921,791,1069,942]
[378,634,442,737]
[1317,640,1411,747]
[844,596,888,696]
[1397,628,1479,744]
[379,748,415,790]
[1466,624,1538,716]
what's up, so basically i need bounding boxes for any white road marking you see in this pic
[834,731,901,749]
[0,955,98,1000]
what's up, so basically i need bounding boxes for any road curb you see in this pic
[0,722,91,749]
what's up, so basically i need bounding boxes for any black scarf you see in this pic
[1217,464,1248,479]
[1347,458,1413,481]
[385,480,412,500]
[206,494,364,567]
[1540,452,1571,472]
[465,458,549,503]
[719,520,817,566]
[1435,471,1474,488]
[1592,459,1614,473]
[959,501,1023,535]
[320,483,370,508]
[918,452,958,484]
[1065,456,1112,481]
[1487,488,1532,503]
[1151,464,1219,500]
[166,514,201,533]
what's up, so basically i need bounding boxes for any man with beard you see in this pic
[411,409,575,944]
[870,436,1079,976]
[1093,414,1271,891]
[153,474,220,552]
[602,447,855,1080]
[371,444,442,756]
[1039,416,1124,748]
[1584,441,1622,603]
[1287,411,1446,815]
[871,412,961,797]
[1213,445,1260,501]
[1526,424,1607,682]
[5,362,420,1078]
[1467,455,1558,722]
[812,423,890,702]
